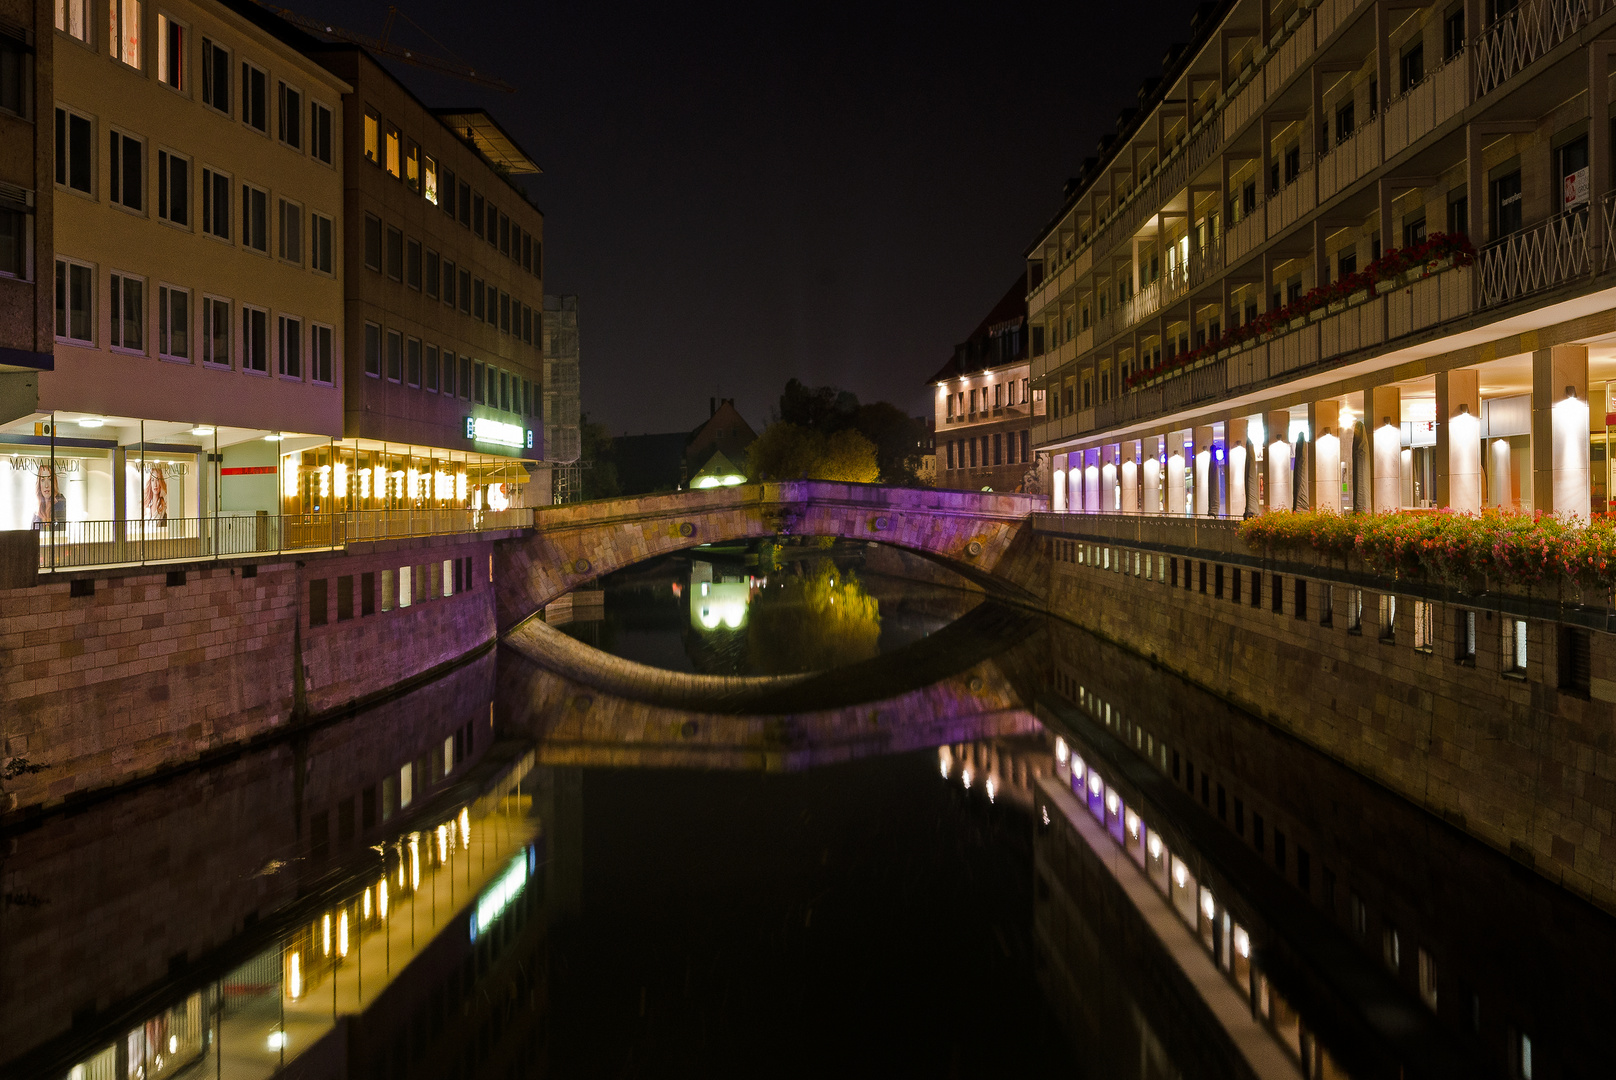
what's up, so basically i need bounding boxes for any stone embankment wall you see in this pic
[0,532,516,814]
[1036,521,1616,913]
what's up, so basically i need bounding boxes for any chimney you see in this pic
[710,397,717,416]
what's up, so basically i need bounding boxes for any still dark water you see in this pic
[4,538,1614,1079]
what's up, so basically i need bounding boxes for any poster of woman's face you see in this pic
[33,465,54,527]
[144,465,169,526]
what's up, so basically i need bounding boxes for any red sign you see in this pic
[220,466,277,476]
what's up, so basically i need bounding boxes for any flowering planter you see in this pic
[1326,300,1347,315]
[1347,289,1369,305]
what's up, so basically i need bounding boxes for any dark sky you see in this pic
[312,0,1200,434]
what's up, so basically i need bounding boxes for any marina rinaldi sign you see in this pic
[465,416,533,452]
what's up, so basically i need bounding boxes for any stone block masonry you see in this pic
[0,531,519,814]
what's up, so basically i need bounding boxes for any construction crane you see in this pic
[255,3,517,93]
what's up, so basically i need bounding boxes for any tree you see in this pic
[748,422,880,483]
[852,401,927,485]
[779,378,860,431]
[747,561,881,673]
[578,413,620,500]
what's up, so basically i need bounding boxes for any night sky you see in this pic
[310,0,1200,434]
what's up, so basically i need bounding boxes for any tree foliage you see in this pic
[748,422,880,483]
[747,561,882,673]
[578,412,620,500]
[774,379,924,485]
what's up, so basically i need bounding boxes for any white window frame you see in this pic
[54,256,95,345]
[107,127,144,213]
[201,294,231,368]
[309,98,334,166]
[156,147,189,228]
[276,79,302,150]
[241,181,268,253]
[241,303,268,373]
[0,203,32,282]
[423,154,438,204]
[240,59,267,134]
[108,0,142,69]
[156,11,186,92]
[277,195,302,265]
[310,322,334,386]
[201,165,230,240]
[108,269,146,354]
[54,0,93,46]
[156,282,189,362]
[310,210,333,275]
[200,37,229,116]
[277,313,302,380]
[1504,617,1528,675]
[54,105,95,197]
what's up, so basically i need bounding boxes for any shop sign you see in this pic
[8,456,84,474]
[1565,167,1589,208]
[464,416,528,450]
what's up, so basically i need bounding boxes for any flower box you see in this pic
[1326,300,1347,315]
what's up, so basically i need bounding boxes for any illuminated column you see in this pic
[1142,436,1162,514]
[1265,410,1292,513]
[1101,444,1119,513]
[1226,413,1248,518]
[1532,344,1591,521]
[1120,440,1140,514]
[1368,386,1403,513]
[1488,437,1511,508]
[1309,401,1340,512]
[1052,452,1068,513]
[1193,425,1215,517]
[1437,369,1482,513]
[1084,449,1101,513]
[1166,432,1187,515]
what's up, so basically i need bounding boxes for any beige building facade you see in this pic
[0,0,53,389]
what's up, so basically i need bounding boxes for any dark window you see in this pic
[425,250,439,298]
[241,63,267,132]
[1232,568,1242,604]
[363,322,381,377]
[1254,814,1265,853]
[1557,134,1590,212]
[1368,79,1378,116]
[1447,193,1469,237]
[386,226,403,280]
[202,39,230,113]
[1403,212,1426,248]
[1399,42,1424,93]
[1271,574,1283,613]
[1283,144,1300,184]
[361,785,377,829]
[364,214,382,271]
[1234,798,1245,835]
[1214,564,1225,598]
[457,180,471,227]
[1335,100,1355,143]
[362,571,376,615]
[406,238,421,289]
[56,108,93,193]
[309,578,328,626]
[1560,626,1592,695]
[1294,578,1307,619]
[1251,572,1262,608]
[1275,830,1287,873]
[1338,249,1357,277]
[1491,169,1522,237]
[1170,557,1178,587]
[1216,784,1226,820]
[1198,561,1207,593]
[1444,7,1466,59]
[1298,847,1312,892]
[386,330,402,382]
[337,575,353,621]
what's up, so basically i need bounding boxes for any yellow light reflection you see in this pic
[287,951,302,999]
[459,807,471,848]
[338,910,349,957]
[379,878,389,919]
[321,913,331,957]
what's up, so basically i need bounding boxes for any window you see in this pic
[241,61,267,132]
[277,314,301,378]
[56,0,92,43]
[311,323,333,385]
[1418,948,1439,1010]
[1403,211,1426,248]
[1399,41,1424,93]
[109,0,141,67]
[1348,588,1363,632]
[242,184,267,252]
[0,203,27,280]
[108,131,143,211]
[1455,609,1477,663]
[55,107,93,193]
[311,212,333,274]
[425,250,439,298]
[1271,574,1283,613]
[109,272,144,351]
[383,123,400,177]
[155,150,188,225]
[1334,100,1355,143]
[363,213,381,271]
[499,291,510,333]
[242,305,267,371]
[1293,577,1307,620]
[1519,1032,1533,1080]
[457,179,470,226]
[202,167,229,238]
[473,191,484,236]
[472,277,485,320]
[1557,626,1591,694]
[156,13,184,88]
[363,321,380,377]
[424,155,438,204]
[201,296,229,366]
[404,141,419,193]
[443,258,457,307]
[1491,168,1522,237]
[310,101,332,164]
[498,211,510,254]
[1448,192,1468,236]
[1503,616,1527,674]
[278,198,302,264]
[1411,600,1434,652]
[1379,594,1397,641]
[386,329,401,382]
[385,226,402,280]
[1383,925,1402,972]
[441,166,457,217]
[425,344,439,392]
[201,38,229,112]
[157,284,187,360]
[473,361,484,403]
[500,369,510,410]
[363,109,379,164]
[406,336,420,387]
[459,355,472,398]
[1443,7,1465,60]
[277,82,302,149]
[54,259,93,342]
[406,238,421,288]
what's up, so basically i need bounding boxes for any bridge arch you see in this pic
[494,481,1046,631]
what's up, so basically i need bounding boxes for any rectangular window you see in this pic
[441,166,457,216]
[1321,584,1334,626]
[109,0,141,67]
[458,268,471,313]
[385,226,402,279]
[442,258,457,307]
[473,191,484,236]
[362,109,379,164]
[500,291,510,333]
[108,131,143,211]
[1503,617,1528,674]
[425,344,439,392]
[336,575,353,621]
[1491,169,1522,238]
[425,250,439,298]
[202,167,229,238]
[201,295,229,366]
[406,336,421,387]
[457,180,471,226]
[1399,41,1424,92]
[381,568,394,611]
[384,123,400,177]
[109,271,143,351]
[1443,7,1465,60]
[473,361,485,403]
[1349,588,1364,632]
[277,314,301,378]
[459,355,472,398]
[241,61,266,132]
[1455,609,1477,663]
[242,305,267,371]
[310,101,332,164]
[55,108,93,194]
[201,38,229,113]
[1293,578,1307,620]
[398,565,412,608]
[424,155,438,204]
[499,211,510,254]
[406,238,421,289]
[363,321,380,377]
[54,259,93,342]
[276,82,302,148]
[278,198,302,264]
[311,212,333,274]
[499,369,510,411]
[386,329,402,382]
[363,213,381,271]
[472,277,485,320]
[311,323,333,385]
[1250,572,1261,609]
[1380,594,1397,642]
[1270,574,1283,613]
[56,0,91,43]
[157,150,188,225]
[404,141,419,193]
[157,284,187,360]
[1413,600,1434,652]
[308,578,327,627]
[157,13,184,89]
[242,184,267,251]
[361,571,375,616]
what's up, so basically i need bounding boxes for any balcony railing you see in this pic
[1478,208,1590,307]
[1476,0,1595,98]
[33,508,533,572]
[1384,55,1469,158]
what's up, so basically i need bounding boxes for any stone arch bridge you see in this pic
[494,481,1047,631]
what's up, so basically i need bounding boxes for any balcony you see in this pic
[1476,0,1597,99]
[1478,208,1590,307]
[1383,56,1468,159]
[1318,115,1382,201]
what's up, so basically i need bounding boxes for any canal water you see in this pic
[3,537,1612,1079]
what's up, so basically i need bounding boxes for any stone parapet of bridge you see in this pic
[496,481,1048,631]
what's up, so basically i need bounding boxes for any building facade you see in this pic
[1027,0,1616,522]
[930,279,1040,492]
[307,45,544,520]
[7,0,347,545]
[0,0,52,385]
[542,293,580,503]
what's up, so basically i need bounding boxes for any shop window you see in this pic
[277,81,301,149]
[311,212,333,274]
[201,296,229,366]
[385,329,402,382]
[1559,626,1591,695]
[241,60,267,132]
[109,271,144,351]
[311,324,333,385]
[56,0,91,43]
[157,285,187,360]
[242,184,268,252]
[278,198,302,264]
[109,0,141,67]
[202,167,229,238]
[310,100,332,164]
[363,321,380,377]
[201,38,229,112]
[308,578,327,626]
[1503,616,1527,675]
[54,258,93,343]
[242,306,267,372]
[277,315,301,379]
[156,151,189,226]
[55,107,93,194]
[108,130,143,211]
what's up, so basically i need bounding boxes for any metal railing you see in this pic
[1476,0,1594,98]
[1478,208,1591,308]
[35,507,534,571]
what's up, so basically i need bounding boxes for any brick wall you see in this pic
[0,532,511,812]
[1039,530,1616,912]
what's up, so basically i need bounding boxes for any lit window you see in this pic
[384,124,400,177]
[1504,617,1528,674]
[1378,593,1395,641]
[405,141,419,193]
[55,0,92,43]
[108,0,141,67]
[1417,947,1438,1011]
[1412,600,1433,653]
[424,155,438,204]
[156,13,184,88]
[363,110,379,164]
[1456,609,1476,663]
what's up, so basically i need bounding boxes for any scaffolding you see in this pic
[542,295,583,502]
